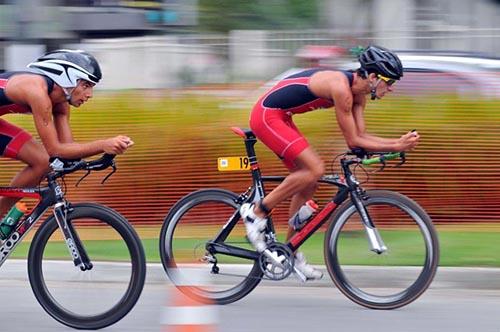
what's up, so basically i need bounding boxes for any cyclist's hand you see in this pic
[103,135,134,154]
[398,130,420,151]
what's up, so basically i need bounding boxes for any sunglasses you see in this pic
[377,75,397,86]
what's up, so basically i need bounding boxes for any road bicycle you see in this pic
[0,154,146,329]
[160,127,439,309]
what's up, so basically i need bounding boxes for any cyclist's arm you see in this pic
[332,87,403,152]
[26,86,107,159]
[351,94,400,145]
[53,103,74,144]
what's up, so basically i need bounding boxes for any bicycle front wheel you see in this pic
[325,190,439,309]
[160,189,263,305]
[28,203,146,330]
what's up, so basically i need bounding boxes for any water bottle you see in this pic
[288,200,318,230]
[0,202,28,240]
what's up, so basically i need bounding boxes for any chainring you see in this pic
[258,242,294,280]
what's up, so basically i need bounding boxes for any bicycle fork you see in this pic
[53,202,93,271]
[351,193,388,254]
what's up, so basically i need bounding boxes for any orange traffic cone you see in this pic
[161,268,218,332]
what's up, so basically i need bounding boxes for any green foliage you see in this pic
[11,229,500,266]
[349,45,366,58]
[198,0,320,32]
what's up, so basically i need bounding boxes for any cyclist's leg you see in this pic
[248,107,324,277]
[245,106,323,254]
[0,120,49,215]
[249,107,324,217]
[241,149,324,254]
[10,139,50,186]
[259,147,324,214]
[281,174,323,279]
[285,181,318,240]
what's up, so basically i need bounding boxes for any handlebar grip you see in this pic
[361,152,402,165]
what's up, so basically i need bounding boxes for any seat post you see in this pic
[230,127,267,200]
[244,136,266,201]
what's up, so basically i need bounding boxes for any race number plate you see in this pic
[217,156,250,171]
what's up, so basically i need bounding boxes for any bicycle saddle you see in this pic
[231,127,255,139]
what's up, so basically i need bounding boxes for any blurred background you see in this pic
[1,0,500,265]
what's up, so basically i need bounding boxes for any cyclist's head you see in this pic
[27,49,102,88]
[356,45,403,100]
[357,45,403,81]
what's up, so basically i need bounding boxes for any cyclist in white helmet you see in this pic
[0,49,133,221]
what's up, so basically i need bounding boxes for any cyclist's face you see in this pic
[70,80,95,107]
[376,79,394,99]
[368,74,394,99]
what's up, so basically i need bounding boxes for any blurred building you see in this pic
[324,0,499,52]
[0,0,198,71]
[0,0,498,86]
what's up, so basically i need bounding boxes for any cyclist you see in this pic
[240,45,420,280]
[0,49,133,223]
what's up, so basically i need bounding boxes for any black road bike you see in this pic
[160,128,439,309]
[0,154,146,329]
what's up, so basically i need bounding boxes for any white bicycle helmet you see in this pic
[27,49,102,88]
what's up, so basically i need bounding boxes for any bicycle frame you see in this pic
[206,128,388,262]
[0,172,91,270]
[262,175,348,251]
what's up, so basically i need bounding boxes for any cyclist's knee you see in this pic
[299,166,323,186]
[18,141,49,170]
[309,160,324,181]
[29,152,50,174]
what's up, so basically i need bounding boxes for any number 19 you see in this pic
[239,157,249,169]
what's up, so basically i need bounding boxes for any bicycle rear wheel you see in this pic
[28,203,146,330]
[160,189,263,305]
[325,190,439,309]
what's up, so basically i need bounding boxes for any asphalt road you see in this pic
[1,261,500,332]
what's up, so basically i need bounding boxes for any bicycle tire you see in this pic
[28,203,146,330]
[160,188,263,305]
[324,190,439,309]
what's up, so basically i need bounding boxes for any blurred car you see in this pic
[331,51,500,99]
[254,51,500,100]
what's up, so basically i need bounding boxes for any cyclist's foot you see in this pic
[294,252,323,280]
[240,203,267,252]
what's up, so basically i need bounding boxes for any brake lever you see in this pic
[377,158,387,172]
[395,152,406,167]
[75,170,91,187]
[101,163,116,184]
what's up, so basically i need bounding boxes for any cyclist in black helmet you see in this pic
[358,45,404,100]
[240,45,418,280]
[0,49,133,224]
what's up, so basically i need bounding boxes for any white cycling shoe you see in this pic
[240,203,268,252]
[294,252,323,280]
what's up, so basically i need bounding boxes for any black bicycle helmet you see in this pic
[28,49,102,88]
[358,45,403,80]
